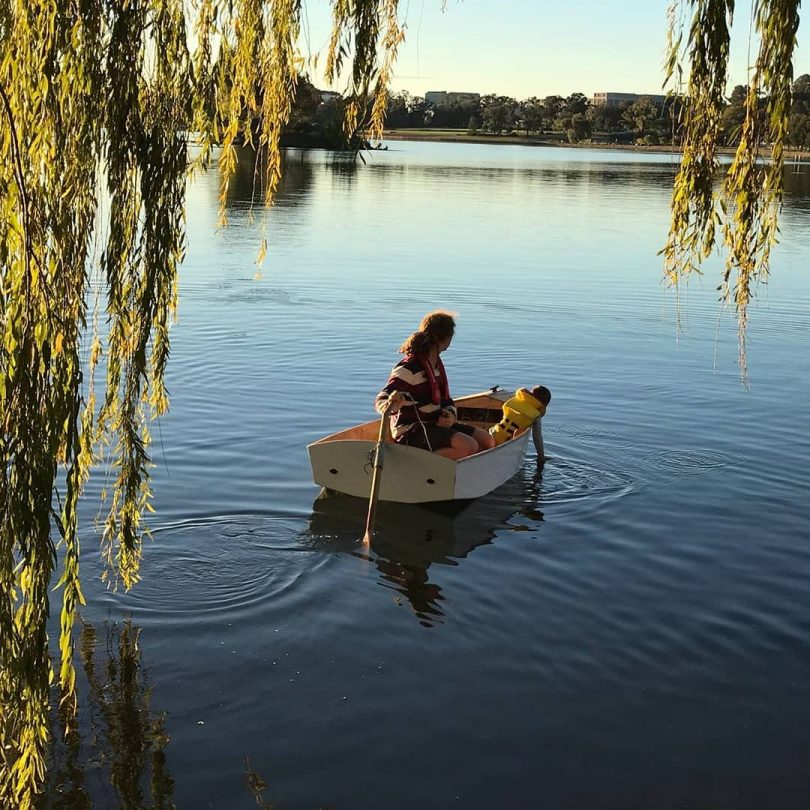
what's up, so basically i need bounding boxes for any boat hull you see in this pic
[307,391,538,504]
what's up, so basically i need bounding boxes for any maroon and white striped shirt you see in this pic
[375,355,457,440]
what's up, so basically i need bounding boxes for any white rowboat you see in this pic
[307,389,544,504]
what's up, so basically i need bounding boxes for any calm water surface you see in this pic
[49,142,810,808]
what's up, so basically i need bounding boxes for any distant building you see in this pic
[592,92,667,107]
[424,91,447,106]
[319,90,342,103]
[425,90,481,107]
[446,91,480,105]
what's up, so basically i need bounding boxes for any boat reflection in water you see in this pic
[304,464,545,627]
[43,621,174,809]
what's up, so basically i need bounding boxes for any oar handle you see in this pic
[362,399,396,543]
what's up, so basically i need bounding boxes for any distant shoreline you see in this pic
[383,129,810,159]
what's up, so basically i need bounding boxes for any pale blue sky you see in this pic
[300,0,808,99]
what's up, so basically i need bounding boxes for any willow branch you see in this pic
[0,81,34,298]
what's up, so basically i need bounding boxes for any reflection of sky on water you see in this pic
[67,140,810,809]
[185,143,810,312]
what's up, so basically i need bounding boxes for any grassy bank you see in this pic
[383,128,810,158]
[384,129,560,148]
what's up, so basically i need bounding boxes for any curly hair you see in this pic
[399,310,456,355]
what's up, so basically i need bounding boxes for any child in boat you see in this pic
[374,311,495,461]
[489,385,552,445]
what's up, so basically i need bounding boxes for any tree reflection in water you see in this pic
[41,621,174,810]
[217,145,360,212]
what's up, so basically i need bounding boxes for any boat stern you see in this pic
[308,439,457,503]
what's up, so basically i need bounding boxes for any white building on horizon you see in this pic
[592,92,667,107]
[425,90,481,107]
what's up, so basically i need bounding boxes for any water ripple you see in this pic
[102,514,322,620]
[539,456,637,513]
[554,423,636,450]
[638,448,739,477]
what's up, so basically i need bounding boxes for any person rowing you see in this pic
[374,311,495,460]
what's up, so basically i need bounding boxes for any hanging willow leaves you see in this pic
[0,0,803,805]
[0,1,401,806]
[664,0,801,377]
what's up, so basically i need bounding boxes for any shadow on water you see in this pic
[40,621,173,810]
[302,464,546,627]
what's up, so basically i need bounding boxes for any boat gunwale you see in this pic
[307,389,522,457]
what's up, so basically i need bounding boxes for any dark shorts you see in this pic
[398,422,476,452]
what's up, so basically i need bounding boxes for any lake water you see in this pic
[47,142,810,808]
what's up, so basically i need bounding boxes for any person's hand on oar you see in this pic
[437,407,455,428]
[386,391,412,413]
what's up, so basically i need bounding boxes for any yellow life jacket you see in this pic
[489,388,547,446]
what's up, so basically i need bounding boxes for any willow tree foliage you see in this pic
[0,1,401,805]
[0,0,802,805]
[664,0,801,376]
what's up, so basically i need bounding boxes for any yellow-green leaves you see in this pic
[1,2,410,805]
[664,0,800,379]
[721,0,800,378]
[663,0,733,287]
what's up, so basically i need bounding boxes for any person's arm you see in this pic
[375,389,412,415]
[437,403,456,427]
[439,382,456,425]
[374,361,417,415]
[438,357,456,419]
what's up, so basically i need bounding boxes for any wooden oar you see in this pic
[362,401,393,545]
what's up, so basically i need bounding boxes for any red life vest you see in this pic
[414,354,450,405]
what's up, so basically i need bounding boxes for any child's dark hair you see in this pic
[399,311,456,355]
[529,385,552,407]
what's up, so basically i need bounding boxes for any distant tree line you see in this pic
[243,76,360,149]
[384,90,682,144]
[382,77,810,147]
[246,74,810,150]
[722,74,810,147]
